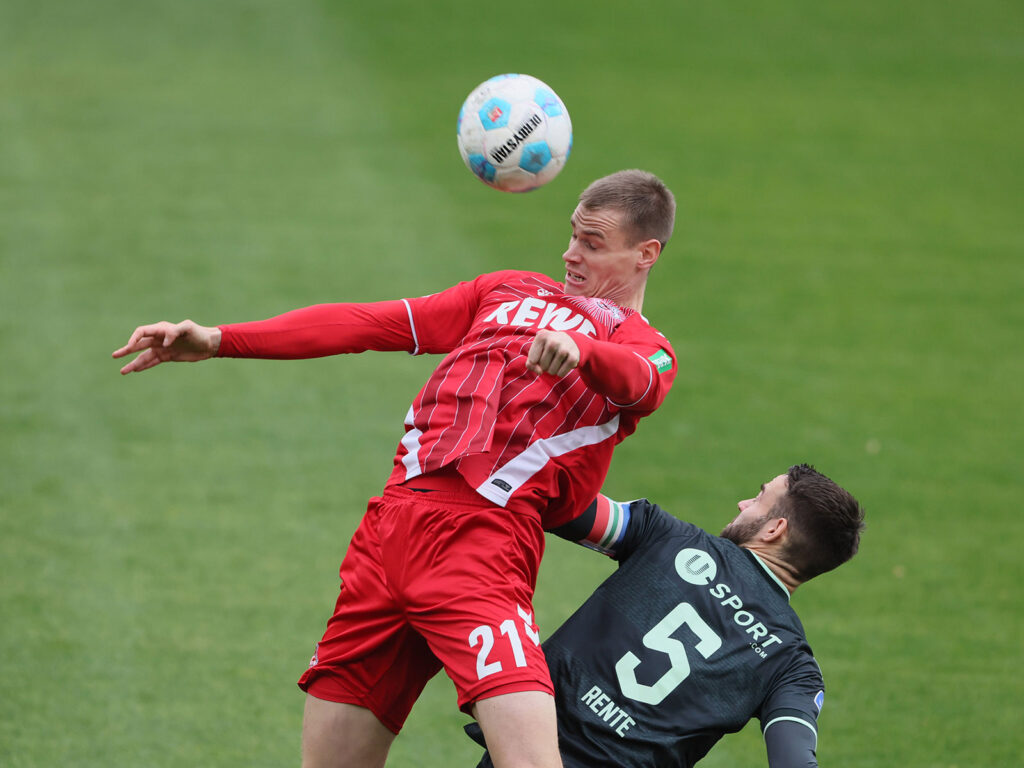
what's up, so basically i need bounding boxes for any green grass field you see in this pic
[2,1,1022,765]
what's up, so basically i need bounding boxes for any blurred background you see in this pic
[1,1,1021,765]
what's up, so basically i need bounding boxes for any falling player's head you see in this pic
[772,464,865,581]
[578,170,676,249]
[722,464,864,582]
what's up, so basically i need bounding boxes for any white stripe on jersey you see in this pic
[439,362,503,468]
[487,355,599,469]
[474,414,621,507]
[400,406,425,481]
[608,351,655,408]
[401,299,420,355]
[456,362,504,461]
[762,716,818,749]
[429,345,488,467]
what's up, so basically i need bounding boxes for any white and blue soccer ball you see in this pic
[457,74,572,193]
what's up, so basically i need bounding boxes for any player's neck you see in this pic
[566,277,647,311]
[608,283,646,312]
[622,286,645,312]
[743,545,801,595]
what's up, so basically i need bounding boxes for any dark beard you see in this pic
[720,513,770,546]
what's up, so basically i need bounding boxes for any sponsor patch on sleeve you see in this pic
[648,349,673,374]
[814,690,825,711]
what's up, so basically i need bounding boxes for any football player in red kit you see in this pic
[113,170,677,768]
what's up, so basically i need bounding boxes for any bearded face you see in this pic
[720,513,771,546]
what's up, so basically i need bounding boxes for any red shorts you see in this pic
[297,484,552,733]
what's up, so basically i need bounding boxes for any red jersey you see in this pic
[218,270,675,528]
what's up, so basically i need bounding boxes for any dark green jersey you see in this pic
[470,498,825,767]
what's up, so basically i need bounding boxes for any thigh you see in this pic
[301,696,396,768]
[298,498,443,733]
[472,691,562,768]
[394,503,554,711]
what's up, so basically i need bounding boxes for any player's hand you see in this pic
[112,320,221,375]
[525,330,580,377]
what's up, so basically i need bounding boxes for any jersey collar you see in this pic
[747,550,791,602]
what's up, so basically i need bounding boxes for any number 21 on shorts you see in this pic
[468,605,541,679]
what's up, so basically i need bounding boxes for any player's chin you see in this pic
[563,277,587,294]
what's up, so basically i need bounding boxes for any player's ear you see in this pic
[637,239,661,271]
[762,517,788,543]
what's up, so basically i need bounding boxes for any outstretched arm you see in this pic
[112,320,221,375]
[113,300,420,375]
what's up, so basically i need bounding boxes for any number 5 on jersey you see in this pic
[616,602,723,705]
[469,605,541,680]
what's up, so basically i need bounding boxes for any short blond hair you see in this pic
[579,169,676,247]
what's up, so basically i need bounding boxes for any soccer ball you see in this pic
[456,74,572,193]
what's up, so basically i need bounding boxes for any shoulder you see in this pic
[616,499,706,560]
[476,270,562,290]
[614,312,674,349]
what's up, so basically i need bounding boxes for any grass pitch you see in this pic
[1,1,1021,765]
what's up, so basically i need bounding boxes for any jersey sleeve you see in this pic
[759,657,825,768]
[549,496,683,561]
[217,300,416,358]
[568,319,675,413]
[547,494,634,555]
[764,717,819,767]
[402,270,523,354]
[217,271,521,359]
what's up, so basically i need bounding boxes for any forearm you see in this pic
[764,717,818,768]
[571,333,661,409]
[217,301,415,359]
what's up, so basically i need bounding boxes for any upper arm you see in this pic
[403,271,517,353]
[548,494,632,556]
[572,322,676,412]
[549,497,681,560]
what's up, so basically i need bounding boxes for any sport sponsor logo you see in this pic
[676,547,783,657]
[675,548,717,585]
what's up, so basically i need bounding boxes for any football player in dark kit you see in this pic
[469,464,864,767]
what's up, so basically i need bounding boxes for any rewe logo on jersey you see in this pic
[483,297,598,337]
